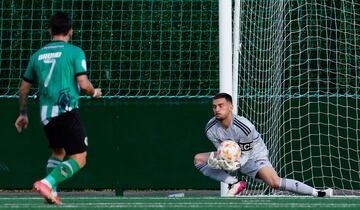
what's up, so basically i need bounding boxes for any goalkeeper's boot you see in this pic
[33,181,63,205]
[317,188,334,197]
[226,181,247,196]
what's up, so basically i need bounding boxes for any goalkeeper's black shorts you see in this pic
[43,109,88,156]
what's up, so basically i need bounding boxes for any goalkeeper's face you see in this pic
[212,98,233,121]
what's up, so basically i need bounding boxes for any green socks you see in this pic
[45,159,80,188]
[46,157,62,192]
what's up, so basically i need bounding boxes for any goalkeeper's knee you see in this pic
[194,153,209,165]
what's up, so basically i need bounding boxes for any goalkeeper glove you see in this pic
[219,160,240,171]
[221,154,249,171]
[207,152,222,169]
[207,152,241,171]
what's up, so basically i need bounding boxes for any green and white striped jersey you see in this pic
[23,41,87,125]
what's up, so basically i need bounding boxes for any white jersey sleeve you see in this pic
[204,117,221,148]
[233,117,254,166]
[234,116,269,162]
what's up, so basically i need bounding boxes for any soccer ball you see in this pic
[217,141,241,162]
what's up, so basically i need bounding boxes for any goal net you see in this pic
[235,0,360,195]
[0,0,219,98]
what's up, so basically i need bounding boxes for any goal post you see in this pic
[218,0,233,196]
[219,0,241,197]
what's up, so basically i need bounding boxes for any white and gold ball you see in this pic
[217,140,241,162]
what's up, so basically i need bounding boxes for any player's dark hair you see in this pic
[213,93,232,104]
[49,12,72,36]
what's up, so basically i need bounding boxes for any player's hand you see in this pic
[92,88,102,98]
[207,152,222,169]
[219,160,240,171]
[15,115,29,133]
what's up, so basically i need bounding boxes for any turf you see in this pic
[0,196,360,210]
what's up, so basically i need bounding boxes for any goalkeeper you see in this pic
[194,93,333,197]
[14,12,102,204]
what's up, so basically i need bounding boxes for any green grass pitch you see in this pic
[0,196,360,210]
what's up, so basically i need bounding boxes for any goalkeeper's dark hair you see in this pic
[213,93,232,104]
[49,11,72,36]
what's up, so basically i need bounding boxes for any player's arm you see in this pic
[76,74,102,98]
[15,80,31,133]
[74,49,102,98]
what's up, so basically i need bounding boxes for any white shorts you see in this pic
[239,158,273,183]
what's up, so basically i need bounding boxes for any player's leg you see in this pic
[42,148,64,204]
[34,152,85,205]
[47,148,65,191]
[256,166,332,197]
[194,152,246,196]
[34,110,87,204]
[41,110,87,187]
[43,151,85,187]
[48,148,65,170]
[35,115,65,204]
[35,153,85,205]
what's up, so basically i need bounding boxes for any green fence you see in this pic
[2,98,359,190]
[0,99,219,190]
